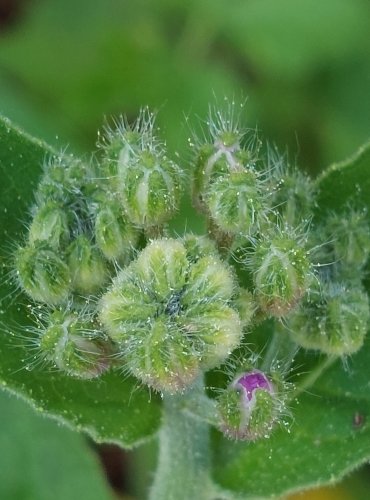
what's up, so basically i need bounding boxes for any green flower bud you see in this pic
[39,310,111,379]
[267,160,315,227]
[94,204,139,262]
[206,170,262,234]
[327,210,370,269]
[29,202,70,249]
[218,370,285,441]
[99,108,153,165]
[15,244,71,305]
[67,235,108,294]
[248,231,312,317]
[119,149,182,227]
[182,234,218,263]
[192,143,250,211]
[191,102,259,212]
[36,156,92,206]
[284,283,369,356]
[100,238,242,393]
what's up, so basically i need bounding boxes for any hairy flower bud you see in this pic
[119,149,182,227]
[247,231,312,317]
[29,202,70,250]
[182,234,218,263]
[39,310,111,379]
[268,166,314,227]
[284,283,370,356]
[206,170,262,234]
[192,141,250,211]
[327,210,370,270]
[15,244,71,305]
[67,235,107,294]
[94,204,139,262]
[218,370,283,440]
[99,238,242,393]
[36,156,92,206]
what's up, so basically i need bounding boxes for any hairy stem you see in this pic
[149,379,215,500]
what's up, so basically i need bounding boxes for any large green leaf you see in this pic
[0,390,113,500]
[211,142,370,498]
[0,115,161,448]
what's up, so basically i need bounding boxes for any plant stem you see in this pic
[261,328,298,372]
[291,355,338,400]
[149,379,215,500]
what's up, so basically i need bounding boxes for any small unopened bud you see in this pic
[327,210,370,270]
[248,232,312,317]
[284,283,370,356]
[67,235,107,294]
[29,202,69,250]
[192,142,250,211]
[182,234,218,263]
[218,370,283,441]
[39,310,111,379]
[119,149,182,227]
[206,170,262,235]
[269,167,314,227]
[191,101,258,213]
[94,204,139,262]
[15,244,71,305]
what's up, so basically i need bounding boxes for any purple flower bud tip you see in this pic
[233,371,274,401]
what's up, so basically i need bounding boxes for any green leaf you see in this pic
[212,389,370,498]
[0,390,114,500]
[0,115,161,448]
[315,141,370,213]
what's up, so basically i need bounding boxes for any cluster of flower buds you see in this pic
[100,237,244,393]
[13,104,370,442]
[279,207,370,355]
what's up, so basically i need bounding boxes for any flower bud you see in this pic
[192,141,250,211]
[327,210,370,270]
[218,370,282,440]
[15,244,71,305]
[94,204,139,262]
[36,156,91,206]
[29,202,70,250]
[284,283,369,356]
[206,170,262,234]
[268,167,314,227]
[39,310,111,379]
[100,238,242,393]
[119,149,182,227]
[182,234,218,263]
[248,232,312,317]
[67,235,108,294]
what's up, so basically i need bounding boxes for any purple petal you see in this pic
[235,371,273,401]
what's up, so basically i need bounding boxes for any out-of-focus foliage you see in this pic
[0,0,369,172]
[0,391,113,500]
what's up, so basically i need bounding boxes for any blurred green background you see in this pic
[0,0,370,498]
[1,0,369,172]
